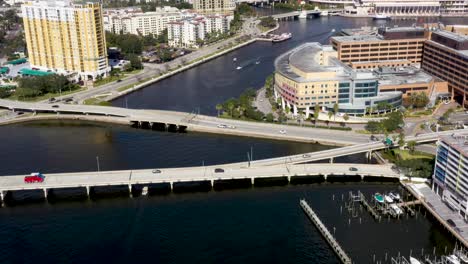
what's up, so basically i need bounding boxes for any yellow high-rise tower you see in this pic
[22,0,109,80]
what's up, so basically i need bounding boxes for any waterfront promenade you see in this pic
[406,183,468,248]
[0,163,400,200]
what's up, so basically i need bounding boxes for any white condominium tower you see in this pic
[21,0,109,80]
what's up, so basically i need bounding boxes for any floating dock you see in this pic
[300,199,352,264]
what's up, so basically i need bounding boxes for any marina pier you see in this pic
[300,199,352,264]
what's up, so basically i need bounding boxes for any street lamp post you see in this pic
[96,156,100,172]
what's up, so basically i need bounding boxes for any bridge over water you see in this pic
[0,99,372,145]
[0,163,400,202]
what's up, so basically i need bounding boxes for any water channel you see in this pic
[0,14,465,263]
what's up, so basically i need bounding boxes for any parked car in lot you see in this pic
[24,172,45,183]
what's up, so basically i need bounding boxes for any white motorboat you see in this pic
[141,186,148,196]
[410,257,422,264]
[373,14,390,20]
[331,28,336,33]
[236,66,242,70]
[298,10,307,19]
[389,204,403,216]
[389,192,401,201]
[233,58,237,62]
[384,195,394,203]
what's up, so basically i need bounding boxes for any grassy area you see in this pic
[393,149,434,160]
[7,87,85,102]
[257,24,275,33]
[94,69,143,87]
[83,98,111,106]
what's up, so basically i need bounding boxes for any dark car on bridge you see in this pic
[214,168,224,173]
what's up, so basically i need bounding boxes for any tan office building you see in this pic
[331,27,429,69]
[22,0,109,80]
[193,0,235,15]
[422,31,468,107]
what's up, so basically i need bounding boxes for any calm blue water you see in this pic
[1,15,464,264]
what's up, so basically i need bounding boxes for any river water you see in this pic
[1,14,464,263]
[112,15,467,115]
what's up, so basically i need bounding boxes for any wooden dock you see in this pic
[358,192,380,220]
[300,199,352,264]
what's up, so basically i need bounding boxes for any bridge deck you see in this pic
[0,164,399,192]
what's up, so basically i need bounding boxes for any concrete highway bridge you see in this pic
[0,163,400,202]
[270,9,343,20]
[0,99,373,145]
[243,129,468,166]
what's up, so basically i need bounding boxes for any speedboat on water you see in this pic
[236,66,242,70]
[374,193,384,203]
[410,257,422,264]
[385,195,394,203]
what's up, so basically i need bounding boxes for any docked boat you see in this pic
[255,61,260,65]
[236,66,242,70]
[141,186,148,196]
[373,14,390,20]
[374,193,385,203]
[410,257,422,264]
[389,204,403,216]
[272,33,292,43]
[233,58,237,62]
[298,10,307,19]
[385,195,394,203]
[389,192,401,201]
[331,28,336,33]
[445,255,461,264]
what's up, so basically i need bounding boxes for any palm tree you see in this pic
[398,132,405,148]
[215,104,223,117]
[327,111,333,127]
[227,101,235,117]
[333,103,339,121]
[314,105,320,127]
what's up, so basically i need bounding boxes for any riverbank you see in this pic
[105,26,280,102]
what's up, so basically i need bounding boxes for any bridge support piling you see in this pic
[43,188,48,200]
[210,179,214,188]
[251,178,255,186]
[287,176,291,183]
[330,157,334,164]
[86,186,90,198]
[361,175,365,181]
[0,191,4,206]
[170,182,173,191]
[128,184,133,198]
[324,174,328,181]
